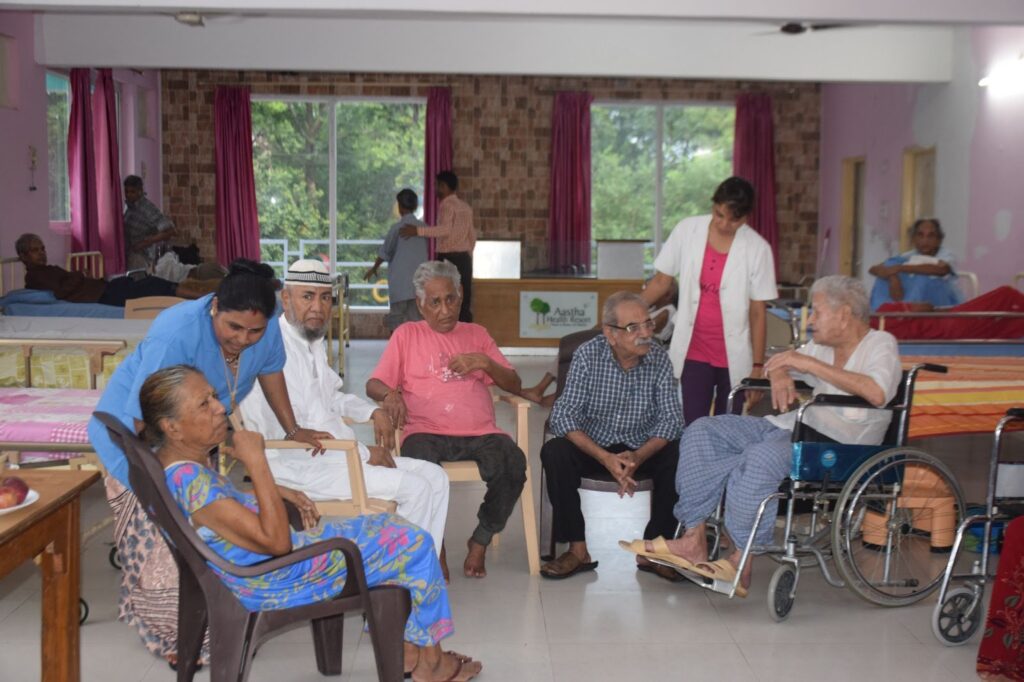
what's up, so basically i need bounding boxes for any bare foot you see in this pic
[412,649,482,682]
[464,538,487,578]
[439,543,450,584]
[520,372,556,407]
[644,528,707,566]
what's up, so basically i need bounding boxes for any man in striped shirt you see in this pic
[400,171,477,322]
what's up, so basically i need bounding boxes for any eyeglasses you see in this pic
[605,319,656,334]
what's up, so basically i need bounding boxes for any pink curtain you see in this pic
[67,69,99,256]
[424,87,453,259]
[733,92,779,273]
[214,87,261,266]
[91,69,126,274]
[548,91,593,273]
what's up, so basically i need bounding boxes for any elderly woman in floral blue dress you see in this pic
[140,364,482,681]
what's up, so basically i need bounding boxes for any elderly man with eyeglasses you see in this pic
[539,291,684,580]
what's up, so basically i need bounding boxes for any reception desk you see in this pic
[474,277,644,347]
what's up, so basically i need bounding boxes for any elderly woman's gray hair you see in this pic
[810,275,871,323]
[602,291,648,326]
[138,364,202,449]
[412,260,462,302]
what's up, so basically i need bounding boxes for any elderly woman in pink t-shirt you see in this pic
[642,177,778,425]
[366,260,526,579]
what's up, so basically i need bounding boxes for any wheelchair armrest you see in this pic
[736,378,813,392]
[804,393,876,408]
[1007,408,1024,420]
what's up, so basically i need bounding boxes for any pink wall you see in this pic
[819,26,1024,293]
[0,11,162,277]
[0,11,66,265]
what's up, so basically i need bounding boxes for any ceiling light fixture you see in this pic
[174,11,205,27]
[979,55,1024,93]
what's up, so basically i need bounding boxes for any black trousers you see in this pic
[436,250,473,323]
[401,432,526,546]
[98,275,178,307]
[541,437,680,544]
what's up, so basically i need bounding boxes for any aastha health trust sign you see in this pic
[519,291,598,338]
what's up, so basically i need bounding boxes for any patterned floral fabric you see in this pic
[165,461,454,646]
[106,476,210,661]
[979,516,1024,679]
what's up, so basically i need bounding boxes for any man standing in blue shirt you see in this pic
[540,291,683,580]
[364,188,429,332]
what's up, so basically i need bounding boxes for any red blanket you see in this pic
[873,286,1024,340]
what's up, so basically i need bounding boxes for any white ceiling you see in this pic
[6,0,1024,81]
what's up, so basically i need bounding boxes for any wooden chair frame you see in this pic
[394,392,540,575]
[123,295,186,320]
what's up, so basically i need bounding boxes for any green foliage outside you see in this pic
[251,100,424,306]
[46,72,70,222]
[591,103,735,268]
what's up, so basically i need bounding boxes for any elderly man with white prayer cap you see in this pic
[240,259,451,573]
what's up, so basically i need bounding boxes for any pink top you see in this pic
[370,320,513,442]
[417,194,477,253]
[686,241,730,368]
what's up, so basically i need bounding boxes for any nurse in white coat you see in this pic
[642,177,778,425]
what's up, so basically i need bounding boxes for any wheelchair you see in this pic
[659,362,964,622]
[931,407,1024,646]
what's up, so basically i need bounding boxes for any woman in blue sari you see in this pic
[141,365,481,681]
[86,260,332,666]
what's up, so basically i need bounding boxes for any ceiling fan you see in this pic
[777,21,858,35]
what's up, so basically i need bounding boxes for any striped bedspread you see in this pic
[904,356,1024,439]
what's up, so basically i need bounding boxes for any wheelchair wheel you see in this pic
[767,564,797,622]
[932,587,984,646]
[109,545,122,570]
[832,447,964,607]
[79,598,89,625]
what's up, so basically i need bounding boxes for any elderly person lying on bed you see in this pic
[868,218,961,310]
[15,233,217,307]
[621,275,902,596]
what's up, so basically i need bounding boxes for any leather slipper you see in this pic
[618,537,697,572]
[690,558,749,598]
[540,550,598,580]
[637,561,687,583]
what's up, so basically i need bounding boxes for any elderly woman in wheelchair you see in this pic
[623,275,961,618]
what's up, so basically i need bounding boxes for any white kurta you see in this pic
[239,316,449,554]
[654,214,778,384]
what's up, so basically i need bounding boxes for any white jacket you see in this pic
[653,214,778,383]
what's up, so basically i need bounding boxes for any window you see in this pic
[591,102,735,271]
[46,71,71,222]
[251,98,425,308]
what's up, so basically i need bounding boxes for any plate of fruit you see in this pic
[0,476,38,515]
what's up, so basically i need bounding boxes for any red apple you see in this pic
[0,476,29,509]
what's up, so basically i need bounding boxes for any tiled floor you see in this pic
[1,339,1016,681]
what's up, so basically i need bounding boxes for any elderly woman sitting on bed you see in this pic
[137,365,482,681]
[621,276,902,596]
[868,218,961,310]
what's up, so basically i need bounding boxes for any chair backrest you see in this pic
[124,296,186,320]
[93,412,254,589]
[553,328,602,402]
[956,271,979,300]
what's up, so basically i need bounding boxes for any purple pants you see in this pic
[680,359,742,426]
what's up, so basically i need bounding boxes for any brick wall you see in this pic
[162,71,820,332]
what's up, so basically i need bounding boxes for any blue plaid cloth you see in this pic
[549,335,683,448]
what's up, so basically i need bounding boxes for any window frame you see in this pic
[590,99,735,269]
[251,93,427,310]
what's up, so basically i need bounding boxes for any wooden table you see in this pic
[0,469,101,682]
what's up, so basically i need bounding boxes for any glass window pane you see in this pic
[251,100,331,279]
[46,72,70,222]
[662,105,735,237]
[591,104,657,246]
[336,101,425,307]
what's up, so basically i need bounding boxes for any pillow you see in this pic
[0,288,58,305]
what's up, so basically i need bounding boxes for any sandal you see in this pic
[690,558,749,598]
[618,536,697,572]
[539,550,598,580]
[637,560,687,583]
[412,651,482,682]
